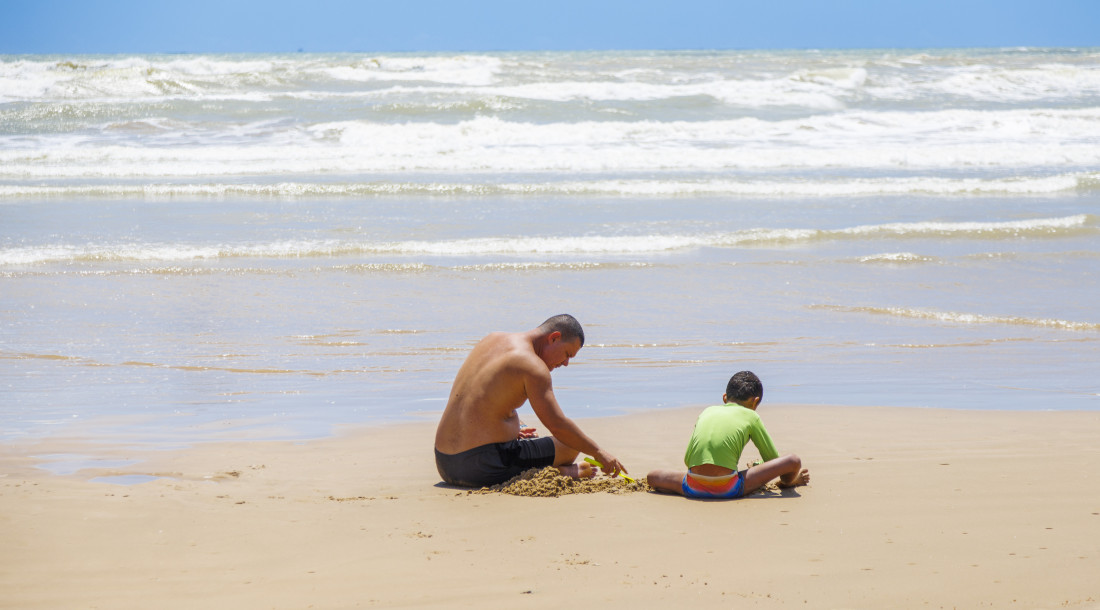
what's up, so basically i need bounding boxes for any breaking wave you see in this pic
[2,215,1092,265]
[813,304,1100,332]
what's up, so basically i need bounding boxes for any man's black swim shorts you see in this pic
[435,437,557,487]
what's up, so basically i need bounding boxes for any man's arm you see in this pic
[524,366,627,476]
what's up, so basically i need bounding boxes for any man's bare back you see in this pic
[434,331,549,453]
[433,316,626,486]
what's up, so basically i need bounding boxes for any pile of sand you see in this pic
[472,467,652,497]
[472,466,781,498]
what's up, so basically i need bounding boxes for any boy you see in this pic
[647,371,809,499]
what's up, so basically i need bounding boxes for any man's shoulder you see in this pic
[478,332,528,358]
[483,333,544,373]
[478,331,515,349]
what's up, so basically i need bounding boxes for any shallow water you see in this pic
[2,49,1098,444]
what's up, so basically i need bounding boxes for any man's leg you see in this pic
[549,437,594,478]
[742,454,809,494]
[645,469,687,495]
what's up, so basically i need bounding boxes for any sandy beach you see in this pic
[4,42,1100,610]
[3,404,1098,609]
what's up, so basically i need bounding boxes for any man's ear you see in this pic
[548,330,562,343]
[722,393,729,403]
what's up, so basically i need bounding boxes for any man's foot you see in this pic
[777,468,810,488]
[558,461,596,479]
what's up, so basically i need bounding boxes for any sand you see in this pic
[471,466,652,497]
[2,404,1099,608]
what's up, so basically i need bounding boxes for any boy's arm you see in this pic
[749,417,781,463]
[746,414,810,489]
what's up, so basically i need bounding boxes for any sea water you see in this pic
[2,48,1098,444]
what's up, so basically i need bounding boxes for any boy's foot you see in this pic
[777,468,810,488]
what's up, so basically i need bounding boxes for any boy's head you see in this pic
[724,371,763,408]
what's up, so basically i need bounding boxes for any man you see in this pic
[434,314,627,487]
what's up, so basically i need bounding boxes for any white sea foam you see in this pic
[835,215,1092,238]
[4,50,1098,107]
[0,54,506,103]
[322,55,503,86]
[866,62,1100,103]
[856,252,940,264]
[3,216,1091,265]
[0,240,343,265]
[464,78,850,109]
[815,305,1100,332]
[3,110,1099,178]
[0,174,1093,199]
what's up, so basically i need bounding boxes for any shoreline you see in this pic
[3,404,1099,608]
[8,397,1099,464]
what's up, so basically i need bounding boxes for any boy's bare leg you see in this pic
[646,469,687,495]
[743,454,809,494]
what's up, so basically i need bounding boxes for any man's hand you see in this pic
[517,426,539,439]
[593,450,627,478]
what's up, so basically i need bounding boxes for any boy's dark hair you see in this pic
[538,314,585,347]
[726,371,763,403]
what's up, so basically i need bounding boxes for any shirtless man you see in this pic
[434,314,627,487]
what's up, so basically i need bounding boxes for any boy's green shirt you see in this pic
[684,404,779,470]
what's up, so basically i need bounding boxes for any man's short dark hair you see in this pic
[726,371,763,402]
[539,314,585,347]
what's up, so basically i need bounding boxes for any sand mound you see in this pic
[472,467,652,497]
[471,465,780,498]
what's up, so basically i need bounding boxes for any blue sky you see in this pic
[2,0,1098,54]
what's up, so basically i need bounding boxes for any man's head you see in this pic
[537,314,585,348]
[535,314,584,370]
[724,371,763,407]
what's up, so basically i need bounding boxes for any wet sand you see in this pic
[2,404,1099,608]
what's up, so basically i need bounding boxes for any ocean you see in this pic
[2,48,1098,445]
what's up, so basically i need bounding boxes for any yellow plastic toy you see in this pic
[583,457,636,483]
